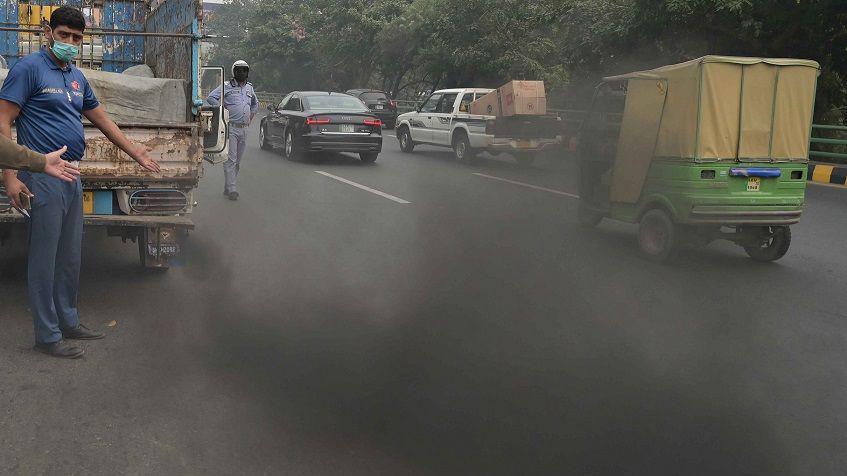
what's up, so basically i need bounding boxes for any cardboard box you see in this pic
[470,80,547,117]
[470,89,502,116]
[500,80,546,116]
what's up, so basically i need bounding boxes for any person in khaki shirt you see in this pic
[0,135,78,181]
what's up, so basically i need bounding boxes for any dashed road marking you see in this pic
[315,171,411,204]
[472,173,580,199]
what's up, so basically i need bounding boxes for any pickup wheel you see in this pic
[453,132,477,162]
[398,126,415,153]
[259,124,272,150]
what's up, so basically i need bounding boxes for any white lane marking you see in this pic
[315,171,411,204]
[472,173,580,199]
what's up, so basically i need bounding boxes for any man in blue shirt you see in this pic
[206,60,258,200]
[0,7,160,359]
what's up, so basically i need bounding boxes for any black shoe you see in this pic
[228,192,239,201]
[62,324,105,340]
[34,340,84,359]
[223,190,229,197]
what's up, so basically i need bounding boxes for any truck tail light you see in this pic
[306,116,331,125]
[485,119,495,135]
[364,118,382,127]
[129,189,188,214]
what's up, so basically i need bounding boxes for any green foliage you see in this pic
[207,0,846,120]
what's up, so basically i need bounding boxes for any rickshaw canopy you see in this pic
[604,56,819,203]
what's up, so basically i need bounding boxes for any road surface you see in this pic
[2,125,846,475]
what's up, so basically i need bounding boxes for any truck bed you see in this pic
[80,123,203,189]
[486,114,562,140]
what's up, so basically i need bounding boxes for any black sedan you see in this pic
[345,89,398,129]
[259,91,383,163]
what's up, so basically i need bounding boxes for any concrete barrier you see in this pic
[808,163,847,187]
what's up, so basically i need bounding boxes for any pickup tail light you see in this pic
[364,118,383,127]
[129,189,188,214]
[485,119,496,135]
[306,116,332,125]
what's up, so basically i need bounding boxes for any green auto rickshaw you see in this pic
[577,56,820,262]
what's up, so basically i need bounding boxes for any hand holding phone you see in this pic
[17,191,31,218]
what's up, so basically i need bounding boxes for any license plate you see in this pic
[375,105,384,110]
[340,124,355,133]
[747,177,761,192]
[147,243,179,256]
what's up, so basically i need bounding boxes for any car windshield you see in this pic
[360,92,388,101]
[305,95,368,111]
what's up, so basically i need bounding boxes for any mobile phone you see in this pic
[19,192,31,211]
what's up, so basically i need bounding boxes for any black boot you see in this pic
[62,324,105,340]
[34,340,84,359]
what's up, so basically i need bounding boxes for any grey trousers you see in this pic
[224,126,248,194]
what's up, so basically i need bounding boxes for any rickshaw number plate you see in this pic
[747,177,761,192]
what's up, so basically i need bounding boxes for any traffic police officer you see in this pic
[206,60,258,201]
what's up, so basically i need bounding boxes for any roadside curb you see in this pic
[808,163,847,187]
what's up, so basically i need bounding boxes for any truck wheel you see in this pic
[637,209,678,262]
[284,129,302,161]
[577,202,603,228]
[259,124,272,150]
[398,127,415,153]
[743,226,791,262]
[453,132,477,162]
[359,152,378,163]
[514,153,536,166]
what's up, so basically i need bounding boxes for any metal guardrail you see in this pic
[255,91,286,108]
[810,124,847,162]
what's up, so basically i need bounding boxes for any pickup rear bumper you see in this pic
[485,137,561,153]
[0,213,194,229]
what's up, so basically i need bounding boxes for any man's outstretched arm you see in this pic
[83,105,161,173]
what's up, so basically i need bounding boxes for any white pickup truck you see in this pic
[395,88,562,164]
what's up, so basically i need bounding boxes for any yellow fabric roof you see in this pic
[605,56,820,203]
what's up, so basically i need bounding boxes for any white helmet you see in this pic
[232,60,249,76]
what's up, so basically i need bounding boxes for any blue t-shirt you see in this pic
[0,48,99,161]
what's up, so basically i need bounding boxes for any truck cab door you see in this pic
[413,93,442,143]
[430,92,459,146]
[201,67,228,164]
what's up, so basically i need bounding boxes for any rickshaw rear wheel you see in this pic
[743,226,791,262]
[578,202,603,228]
[638,209,678,262]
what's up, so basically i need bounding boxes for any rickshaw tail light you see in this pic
[700,170,716,179]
